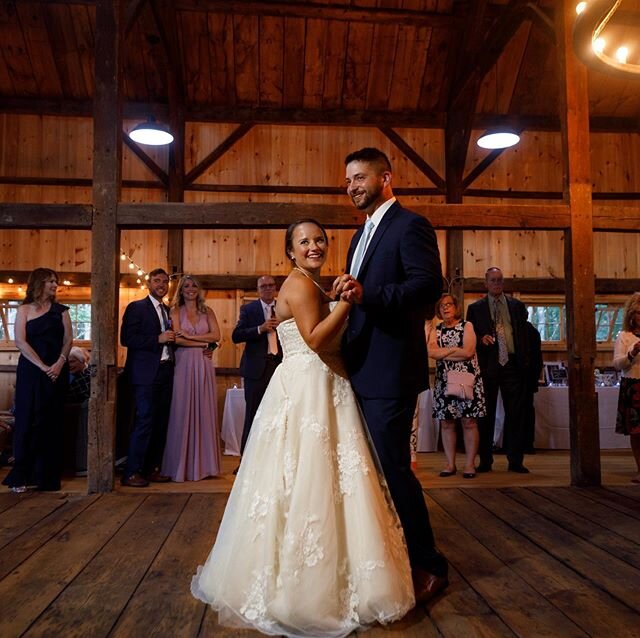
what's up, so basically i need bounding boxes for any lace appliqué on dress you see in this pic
[336,432,370,497]
[284,515,325,578]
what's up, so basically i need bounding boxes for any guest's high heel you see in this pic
[438,469,456,477]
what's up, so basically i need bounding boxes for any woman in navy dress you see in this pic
[2,268,72,493]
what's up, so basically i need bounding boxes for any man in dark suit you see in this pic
[466,267,530,473]
[524,321,543,453]
[232,275,282,454]
[334,147,448,604]
[120,268,175,487]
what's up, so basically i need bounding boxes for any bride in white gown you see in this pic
[191,219,415,637]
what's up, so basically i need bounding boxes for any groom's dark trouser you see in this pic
[357,394,448,579]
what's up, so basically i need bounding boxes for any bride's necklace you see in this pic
[294,266,332,300]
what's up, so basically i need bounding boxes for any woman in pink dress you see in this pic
[162,275,221,481]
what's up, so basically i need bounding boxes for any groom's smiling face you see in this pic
[345,161,390,214]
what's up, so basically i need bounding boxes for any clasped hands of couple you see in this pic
[332,274,363,304]
[157,328,216,359]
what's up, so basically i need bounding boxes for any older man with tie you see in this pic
[232,275,282,455]
[120,268,176,487]
[466,267,530,473]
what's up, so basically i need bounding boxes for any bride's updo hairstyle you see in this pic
[284,218,329,262]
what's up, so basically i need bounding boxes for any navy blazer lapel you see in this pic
[356,202,398,278]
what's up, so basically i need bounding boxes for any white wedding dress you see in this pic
[191,312,415,637]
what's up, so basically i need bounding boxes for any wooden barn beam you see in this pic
[185,123,255,185]
[174,0,461,27]
[151,0,188,276]
[3,97,640,133]
[378,127,445,192]
[451,0,529,108]
[593,205,640,231]
[0,204,92,228]
[116,202,570,229]
[124,0,147,34]
[463,277,640,295]
[122,133,169,186]
[446,0,491,207]
[90,0,123,494]
[556,0,600,487]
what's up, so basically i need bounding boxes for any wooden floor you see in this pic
[1,451,639,638]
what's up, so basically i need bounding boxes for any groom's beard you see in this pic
[350,182,383,211]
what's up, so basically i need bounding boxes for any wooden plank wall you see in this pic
[0,116,639,413]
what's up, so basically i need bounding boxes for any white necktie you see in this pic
[267,303,278,355]
[350,219,375,278]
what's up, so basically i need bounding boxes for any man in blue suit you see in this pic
[232,275,282,454]
[335,147,448,604]
[120,268,176,487]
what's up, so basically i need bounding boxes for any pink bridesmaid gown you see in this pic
[162,307,221,481]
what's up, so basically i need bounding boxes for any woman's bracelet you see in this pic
[59,354,67,362]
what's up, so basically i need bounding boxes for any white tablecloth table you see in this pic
[533,385,628,449]
[220,387,245,456]
[415,386,629,451]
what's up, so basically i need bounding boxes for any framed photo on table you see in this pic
[544,361,568,386]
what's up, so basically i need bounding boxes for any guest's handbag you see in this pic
[445,369,475,400]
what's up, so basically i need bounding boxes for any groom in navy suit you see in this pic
[335,147,448,603]
[120,268,176,487]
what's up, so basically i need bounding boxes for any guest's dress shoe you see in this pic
[147,470,170,483]
[463,472,476,479]
[121,473,149,488]
[412,567,449,605]
[508,464,530,474]
[476,462,493,473]
[439,468,456,477]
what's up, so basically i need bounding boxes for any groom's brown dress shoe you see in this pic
[121,473,149,488]
[147,470,171,483]
[412,567,449,605]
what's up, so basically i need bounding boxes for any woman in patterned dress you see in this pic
[428,294,485,479]
[612,292,640,483]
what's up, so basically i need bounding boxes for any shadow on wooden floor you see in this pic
[0,481,638,637]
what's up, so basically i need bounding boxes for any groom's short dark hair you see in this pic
[344,148,392,173]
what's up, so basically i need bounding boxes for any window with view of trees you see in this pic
[525,302,623,344]
[0,301,91,342]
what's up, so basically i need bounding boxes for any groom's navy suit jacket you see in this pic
[343,201,442,398]
[121,296,165,385]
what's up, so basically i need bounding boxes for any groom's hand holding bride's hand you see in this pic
[332,274,362,304]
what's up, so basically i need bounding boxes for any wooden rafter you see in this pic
[124,0,147,34]
[379,127,445,192]
[185,122,254,185]
[122,132,169,186]
[2,97,640,134]
[173,0,462,27]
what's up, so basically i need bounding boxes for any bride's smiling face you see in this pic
[288,222,328,272]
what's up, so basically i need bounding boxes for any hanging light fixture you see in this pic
[573,1,640,79]
[129,117,174,146]
[477,129,520,150]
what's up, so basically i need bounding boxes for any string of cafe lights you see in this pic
[5,276,73,294]
[120,251,149,290]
